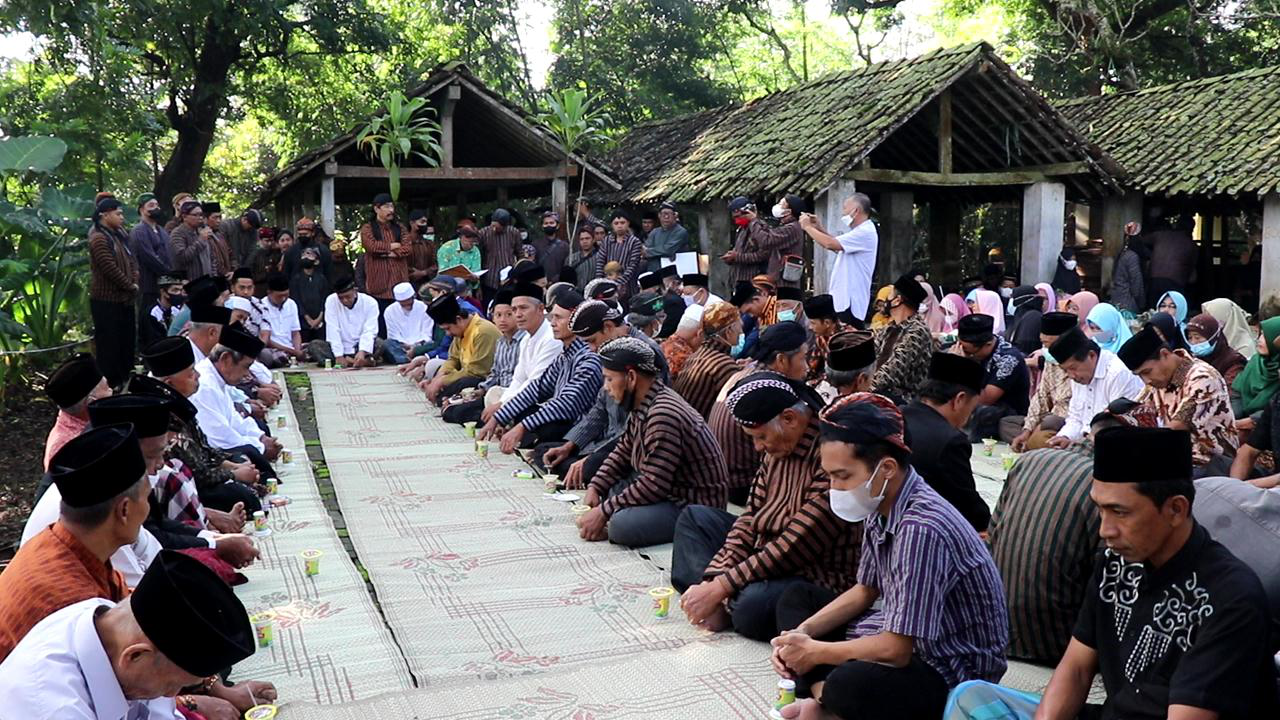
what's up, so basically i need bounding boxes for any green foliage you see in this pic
[536,88,611,235]
[0,137,68,174]
[356,91,443,201]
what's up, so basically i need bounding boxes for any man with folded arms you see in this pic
[955,313,1030,442]
[673,372,861,641]
[577,337,728,548]
[1042,325,1144,448]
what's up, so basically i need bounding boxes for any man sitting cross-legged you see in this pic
[772,392,1008,720]
[421,293,500,405]
[576,336,728,548]
[672,372,861,641]
[946,426,1277,720]
[440,289,526,426]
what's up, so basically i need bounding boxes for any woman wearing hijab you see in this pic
[919,281,945,334]
[1053,246,1081,294]
[1186,313,1246,386]
[1234,317,1280,418]
[1202,298,1257,359]
[1144,311,1189,353]
[1034,282,1057,315]
[971,288,1006,335]
[1083,302,1132,354]
[940,293,969,334]
[1156,290,1189,327]
[1065,291,1098,329]
[1004,285,1044,355]
[1110,226,1148,316]
[869,285,894,329]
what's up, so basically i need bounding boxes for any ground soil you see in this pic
[0,382,58,562]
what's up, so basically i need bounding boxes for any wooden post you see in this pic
[440,84,461,169]
[701,201,734,298]
[938,89,953,175]
[1262,193,1280,303]
[1021,182,1067,290]
[1098,190,1143,290]
[552,176,568,222]
[877,191,914,284]
[929,200,962,290]
[320,161,337,236]
[495,186,509,206]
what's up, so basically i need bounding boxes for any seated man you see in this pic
[673,372,860,641]
[803,293,846,386]
[422,293,500,405]
[679,272,724,309]
[188,323,282,466]
[382,281,438,365]
[0,550,259,719]
[955,314,1030,442]
[41,353,112,475]
[318,275,380,368]
[440,289,525,425]
[773,393,1008,720]
[577,337,729,547]
[821,330,876,401]
[672,301,744,419]
[260,272,305,366]
[1118,326,1238,476]
[141,275,185,350]
[478,283,562,424]
[869,274,935,404]
[1010,311,1079,451]
[948,427,1277,720]
[1043,326,1144,447]
[901,353,990,532]
[662,302,704,379]
[482,291,602,453]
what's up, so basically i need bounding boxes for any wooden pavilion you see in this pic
[253,62,620,234]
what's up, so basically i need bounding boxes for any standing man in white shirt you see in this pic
[382,281,436,365]
[0,551,258,720]
[260,272,303,364]
[799,192,878,328]
[481,283,562,424]
[1046,326,1145,446]
[189,323,282,463]
[321,275,380,368]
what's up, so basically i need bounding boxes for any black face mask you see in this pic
[167,293,186,306]
[146,208,165,221]
[297,233,312,241]
[301,258,318,269]
[543,225,558,236]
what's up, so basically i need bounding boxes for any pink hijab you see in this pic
[973,289,1006,334]
[1034,283,1056,316]
[940,293,969,333]
[920,282,945,333]
[1067,291,1099,328]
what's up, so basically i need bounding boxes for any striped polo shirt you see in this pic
[493,338,602,431]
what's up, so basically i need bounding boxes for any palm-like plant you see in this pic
[356,91,444,202]
[536,89,611,239]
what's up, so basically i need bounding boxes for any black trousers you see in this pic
[774,581,949,719]
[225,444,278,482]
[532,436,619,480]
[441,397,484,425]
[90,299,136,387]
[198,479,263,516]
[502,404,575,449]
[434,375,485,407]
[375,296,394,338]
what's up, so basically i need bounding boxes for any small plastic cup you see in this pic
[265,477,278,495]
[253,510,267,533]
[244,704,279,720]
[982,438,997,456]
[774,678,797,711]
[512,470,534,479]
[571,503,591,517]
[1001,452,1017,472]
[475,441,489,459]
[649,586,675,618]
[302,549,322,576]
[276,415,286,429]
[281,449,293,465]
[324,358,333,370]
[543,474,560,493]
[251,612,274,648]
[463,421,477,437]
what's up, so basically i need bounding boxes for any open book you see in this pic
[440,264,487,282]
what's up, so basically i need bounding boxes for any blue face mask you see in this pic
[1043,349,1059,365]
[730,333,746,357]
[778,309,796,322]
[1189,340,1214,357]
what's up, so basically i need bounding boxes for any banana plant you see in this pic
[355,91,444,202]
[535,89,611,240]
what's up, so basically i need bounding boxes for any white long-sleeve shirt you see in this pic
[383,299,434,346]
[262,296,302,349]
[324,292,379,356]
[1056,349,1147,441]
[21,486,162,588]
[190,357,264,452]
[500,317,562,403]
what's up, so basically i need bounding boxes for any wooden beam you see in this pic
[330,164,579,181]
[938,89,953,175]
[848,162,1091,187]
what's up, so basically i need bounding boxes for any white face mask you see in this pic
[1000,287,1013,299]
[829,459,888,523]
[840,214,854,228]
[1063,259,1078,271]
[682,293,696,307]
[771,204,787,219]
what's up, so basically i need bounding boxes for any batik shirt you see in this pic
[1073,524,1275,719]
[168,418,237,492]
[870,314,936,403]
[1023,360,1073,432]
[1137,350,1238,467]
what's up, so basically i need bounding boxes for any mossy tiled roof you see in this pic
[1058,66,1280,197]
[608,43,1118,203]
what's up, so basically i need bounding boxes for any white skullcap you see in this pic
[677,303,704,332]
[224,296,252,313]
[393,282,414,302]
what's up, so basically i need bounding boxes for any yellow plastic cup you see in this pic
[281,449,292,464]
[251,613,274,648]
[463,421,476,437]
[982,438,997,456]
[649,586,675,618]
[265,477,278,495]
[571,503,591,516]
[475,441,489,459]
[1001,452,1017,472]
[543,474,560,493]
[244,704,279,720]
[252,511,267,533]
[302,549,322,576]
[276,415,286,429]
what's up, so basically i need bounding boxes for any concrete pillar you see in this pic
[813,179,858,294]
[876,190,914,285]
[701,201,733,298]
[1263,193,1280,303]
[552,176,568,224]
[929,200,963,290]
[1021,181,1067,289]
[320,176,336,236]
[1098,190,1143,290]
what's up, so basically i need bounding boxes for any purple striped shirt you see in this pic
[848,468,1008,687]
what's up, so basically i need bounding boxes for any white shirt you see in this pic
[0,598,179,719]
[324,292,379,356]
[21,487,162,589]
[500,316,562,403]
[383,299,434,346]
[261,297,301,349]
[829,219,878,318]
[1056,349,1146,441]
[189,338,207,364]
[189,357,264,452]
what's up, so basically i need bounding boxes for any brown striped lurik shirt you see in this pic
[361,221,411,299]
[709,398,760,490]
[591,383,729,517]
[704,414,863,593]
[478,225,524,289]
[672,343,741,420]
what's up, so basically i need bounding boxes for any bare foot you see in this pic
[781,698,833,720]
